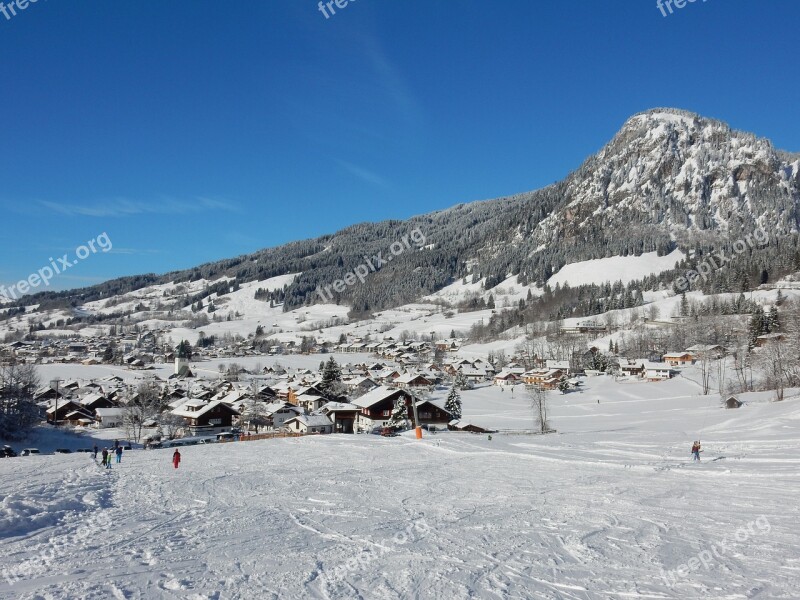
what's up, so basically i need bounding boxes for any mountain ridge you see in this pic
[8,108,800,318]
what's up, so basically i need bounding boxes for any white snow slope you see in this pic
[2,376,800,599]
[547,249,686,289]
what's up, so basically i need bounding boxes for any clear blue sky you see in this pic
[1,0,798,293]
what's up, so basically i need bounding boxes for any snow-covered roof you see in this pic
[352,385,407,409]
[285,414,332,428]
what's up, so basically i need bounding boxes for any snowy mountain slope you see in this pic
[546,249,686,288]
[6,108,799,322]
[2,376,799,599]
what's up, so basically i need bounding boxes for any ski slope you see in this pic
[2,377,800,599]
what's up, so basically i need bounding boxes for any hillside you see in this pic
[5,108,799,326]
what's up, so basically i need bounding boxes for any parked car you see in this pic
[216,432,235,442]
[1,445,17,458]
[380,427,398,437]
[20,448,41,456]
[55,448,73,454]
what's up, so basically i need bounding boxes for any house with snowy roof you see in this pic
[283,414,333,435]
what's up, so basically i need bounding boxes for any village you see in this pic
[1,320,768,452]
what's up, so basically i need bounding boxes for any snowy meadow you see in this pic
[2,373,799,599]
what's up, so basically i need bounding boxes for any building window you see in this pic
[382,409,390,417]
[209,418,222,425]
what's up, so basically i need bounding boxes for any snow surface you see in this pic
[2,372,799,599]
[547,250,685,289]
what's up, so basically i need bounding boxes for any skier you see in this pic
[93,444,99,459]
[114,439,119,450]
[691,441,701,461]
[115,446,123,464]
[172,449,181,469]
[101,448,108,465]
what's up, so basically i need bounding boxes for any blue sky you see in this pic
[1,0,798,292]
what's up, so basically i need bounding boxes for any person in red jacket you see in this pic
[172,449,181,469]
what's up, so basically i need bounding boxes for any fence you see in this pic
[220,431,319,443]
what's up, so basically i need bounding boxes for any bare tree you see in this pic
[698,350,713,395]
[159,412,186,440]
[716,357,728,398]
[241,397,270,433]
[122,382,162,443]
[526,385,550,434]
[756,340,790,401]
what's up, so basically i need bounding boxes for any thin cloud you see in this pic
[336,160,391,189]
[39,196,238,217]
[364,38,425,129]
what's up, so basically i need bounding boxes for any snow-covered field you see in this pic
[2,374,799,599]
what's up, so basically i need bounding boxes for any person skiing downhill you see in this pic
[93,444,99,459]
[691,441,702,461]
[172,449,181,469]
[115,446,123,463]
[101,448,108,465]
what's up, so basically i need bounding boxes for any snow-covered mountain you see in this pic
[6,108,800,323]
[533,108,800,249]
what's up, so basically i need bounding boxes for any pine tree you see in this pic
[176,340,192,359]
[680,293,689,317]
[387,397,409,429]
[321,357,342,391]
[767,306,779,332]
[748,306,766,348]
[445,387,462,420]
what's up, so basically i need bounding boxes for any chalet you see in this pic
[319,401,360,433]
[45,400,84,424]
[80,392,115,413]
[296,394,327,413]
[172,400,241,435]
[545,360,570,373]
[523,369,564,390]
[94,407,124,428]
[343,376,379,396]
[642,362,673,381]
[686,344,725,359]
[352,386,414,431]
[662,352,694,367]
[393,373,433,390]
[284,414,333,435]
[458,367,488,383]
[263,402,304,429]
[755,333,785,347]
[412,398,455,428]
[619,360,645,377]
[493,371,520,386]
[435,340,459,352]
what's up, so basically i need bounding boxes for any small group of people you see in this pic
[90,441,183,470]
[691,440,702,461]
[93,442,123,469]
